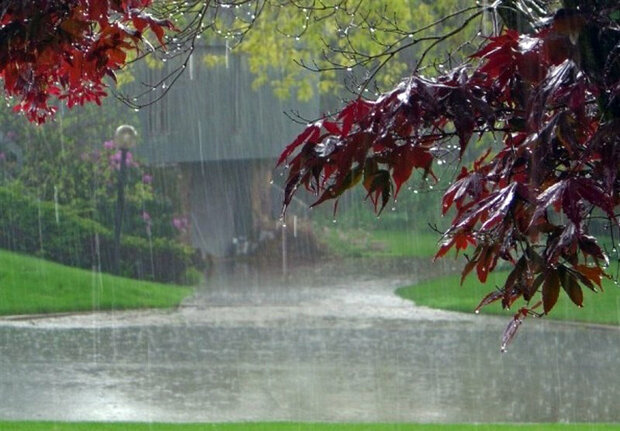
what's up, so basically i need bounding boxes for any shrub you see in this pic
[0,184,199,283]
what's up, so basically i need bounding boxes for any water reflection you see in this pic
[0,260,618,422]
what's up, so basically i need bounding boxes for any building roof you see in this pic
[135,48,319,164]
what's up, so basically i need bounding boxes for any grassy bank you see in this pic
[0,249,193,316]
[396,270,620,325]
[319,229,440,258]
[1,423,618,431]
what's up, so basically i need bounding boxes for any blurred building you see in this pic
[135,46,319,257]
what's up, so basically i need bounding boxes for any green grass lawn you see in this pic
[396,270,620,325]
[0,249,193,316]
[319,228,440,258]
[0,423,618,431]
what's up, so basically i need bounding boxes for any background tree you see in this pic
[0,95,181,238]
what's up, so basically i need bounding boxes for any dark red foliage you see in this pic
[0,0,173,123]
[279,3,619,346]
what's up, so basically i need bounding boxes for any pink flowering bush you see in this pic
[84,139,178,240]
[172,215,190,233]
[0,95,196,281]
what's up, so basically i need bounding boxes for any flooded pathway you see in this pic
[0,259,618,422]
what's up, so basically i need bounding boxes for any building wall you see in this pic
[181,159,283,257]
[134,48,319,256]
[136,47,319,164]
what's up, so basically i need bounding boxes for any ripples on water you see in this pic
[0,260,618,422]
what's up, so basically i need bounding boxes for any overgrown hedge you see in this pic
[0,185,200,283]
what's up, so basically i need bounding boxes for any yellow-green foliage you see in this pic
[238,0,428,99]
[199,1,477,101]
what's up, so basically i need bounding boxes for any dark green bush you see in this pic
[0,185,199,283]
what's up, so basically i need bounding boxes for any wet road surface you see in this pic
[0,259,618,422]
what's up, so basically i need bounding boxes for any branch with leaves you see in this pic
[278,0,620,350]
[0,1,480,120]
[0,0,176,123]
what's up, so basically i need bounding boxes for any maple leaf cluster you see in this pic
[279,4,619,348]
[0,0,173,123]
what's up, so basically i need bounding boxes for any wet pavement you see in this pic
[0,258,618,422]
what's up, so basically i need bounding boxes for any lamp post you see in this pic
[113,124,138,275]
